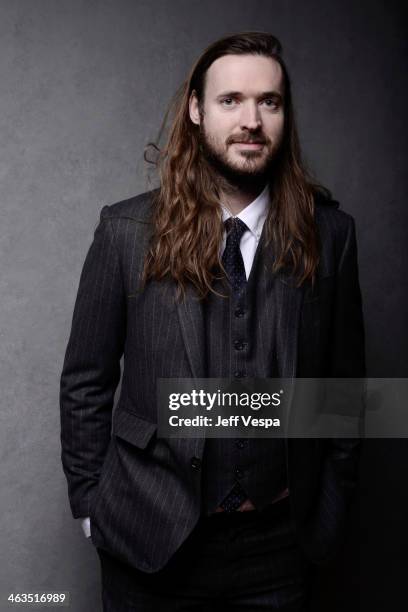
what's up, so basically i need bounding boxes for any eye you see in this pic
[262,98,280,109]
[221,97,237,107]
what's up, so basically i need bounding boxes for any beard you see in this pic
[199,124,281,191]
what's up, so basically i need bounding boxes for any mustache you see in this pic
[227,134,268,145]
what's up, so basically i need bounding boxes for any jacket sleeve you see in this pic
[330,215,366,378]
[310,215,366,563]
[326,215,366,491]
[59,206,126,518]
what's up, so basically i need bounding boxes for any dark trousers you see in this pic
[96,497,314,611]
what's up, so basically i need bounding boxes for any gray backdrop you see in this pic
[1,0,406,610]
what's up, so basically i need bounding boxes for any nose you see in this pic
[239,101,262,131]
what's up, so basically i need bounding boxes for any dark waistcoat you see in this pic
[201,235,288,514]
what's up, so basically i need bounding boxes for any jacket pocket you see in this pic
[112,409,157,449]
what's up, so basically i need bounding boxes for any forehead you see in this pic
[204,54,284,96]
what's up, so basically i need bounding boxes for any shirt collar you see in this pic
[221,183,269,240]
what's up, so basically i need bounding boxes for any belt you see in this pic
[207,495,291,524]
[214,487,290,514]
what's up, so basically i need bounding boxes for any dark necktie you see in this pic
[219,216,249,512]
[221,217,248,293]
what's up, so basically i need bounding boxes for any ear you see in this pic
[189,90,201,125]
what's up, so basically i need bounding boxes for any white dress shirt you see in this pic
[79,184,270,538]
[81,516,91,539]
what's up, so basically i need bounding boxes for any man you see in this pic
[60,32,365,611]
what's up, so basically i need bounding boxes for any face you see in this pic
[189,54,285,181]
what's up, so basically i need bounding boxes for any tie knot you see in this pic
[224,217,248,241]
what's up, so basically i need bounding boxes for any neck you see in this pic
[217,176,267,215]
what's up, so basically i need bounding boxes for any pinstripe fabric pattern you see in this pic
[60,189,365,572]
[202,235,287,515]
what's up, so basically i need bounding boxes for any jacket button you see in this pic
[190,457,201,470]
[235,467,244,479]
[234,307,245,318]
[236,440,245,449]
[234,340,246,351]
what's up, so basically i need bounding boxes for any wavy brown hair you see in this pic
[142,31,331,299]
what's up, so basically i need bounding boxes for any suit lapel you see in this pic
[263,249,305,443]
[274,270,305,378]
[176,284,206,379]
[259,236,305,379]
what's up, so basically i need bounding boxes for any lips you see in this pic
[232,140,265,145]
[232,142,265,149]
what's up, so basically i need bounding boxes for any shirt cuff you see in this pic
[78,516,91,538]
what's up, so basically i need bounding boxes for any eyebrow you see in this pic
[216,90,284,101]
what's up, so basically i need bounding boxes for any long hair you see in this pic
[142,31,330,299]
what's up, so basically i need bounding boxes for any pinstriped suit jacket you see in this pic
[59,189,365,572]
